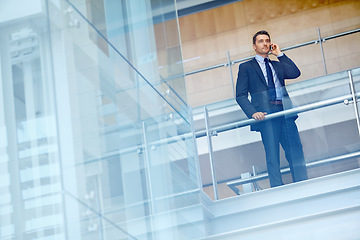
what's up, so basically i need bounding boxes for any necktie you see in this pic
[264,58,276,100]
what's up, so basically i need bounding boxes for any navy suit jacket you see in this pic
[235,54,301,131]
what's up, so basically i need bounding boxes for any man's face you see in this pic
[253,34,271,56]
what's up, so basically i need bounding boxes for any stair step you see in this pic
[198,204,360,240]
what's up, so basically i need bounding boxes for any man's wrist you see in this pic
[276,52,284,57]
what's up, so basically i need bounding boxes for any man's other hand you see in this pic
[252,112,267,120]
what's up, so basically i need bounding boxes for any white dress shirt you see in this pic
[255,54,284,100]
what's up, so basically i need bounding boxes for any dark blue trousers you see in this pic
[259,104,308,187]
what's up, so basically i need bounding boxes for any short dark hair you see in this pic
[253,30,271,44]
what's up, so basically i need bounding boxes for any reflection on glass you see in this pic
[0,0,202,239]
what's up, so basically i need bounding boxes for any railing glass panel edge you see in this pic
[196,67,360,200]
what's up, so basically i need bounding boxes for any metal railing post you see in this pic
[141,121,155,214]
[227,50,236,98]
[317,27,327,75]
[190,106,203,188]
[348,70,360,137]
[204,106,219,200]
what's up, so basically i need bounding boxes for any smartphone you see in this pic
[269,44,273,53]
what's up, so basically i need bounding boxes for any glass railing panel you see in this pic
[65,0,189,116]
[92,111,203,238]
[201,121,261,200]
[323,31,360,74]
[153,2,188,103]
[285,70,351,107]
[200,72,360,198]
[183,24,360,107]
[63,191,136,240]
[182,50,229,75]
[295,101,360,187]
[143,115,200,198]
[186,66,235,107]
[46,0,203,239]
[89,149,203,239]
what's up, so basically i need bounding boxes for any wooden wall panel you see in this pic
[165,19,180,47]
[154,19,181,50]
[154,23,165,50]
[178,1,248,41]
[243,0,329,24]
[177,0,360,107]
[214,3,247,32]
[330,0,360,23]
[333,33,360,70]
[195,11,217,38]
[178,14,197,42]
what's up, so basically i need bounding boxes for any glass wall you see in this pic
[65,0,188,115]
[0,0,203,239]
[0,1,63,238]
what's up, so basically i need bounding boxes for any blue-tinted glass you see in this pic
[0,0,203,239]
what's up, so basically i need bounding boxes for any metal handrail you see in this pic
[195,93,359,138]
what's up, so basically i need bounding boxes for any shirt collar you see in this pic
[255,54,269,63]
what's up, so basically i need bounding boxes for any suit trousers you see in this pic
[259,104,308,187]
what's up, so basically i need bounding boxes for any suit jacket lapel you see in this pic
[250,58,267,86]
[270,60,284,85]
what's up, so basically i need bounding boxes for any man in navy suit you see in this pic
[236,30,308,188]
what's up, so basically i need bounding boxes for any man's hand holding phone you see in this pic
[270,43,282,57]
